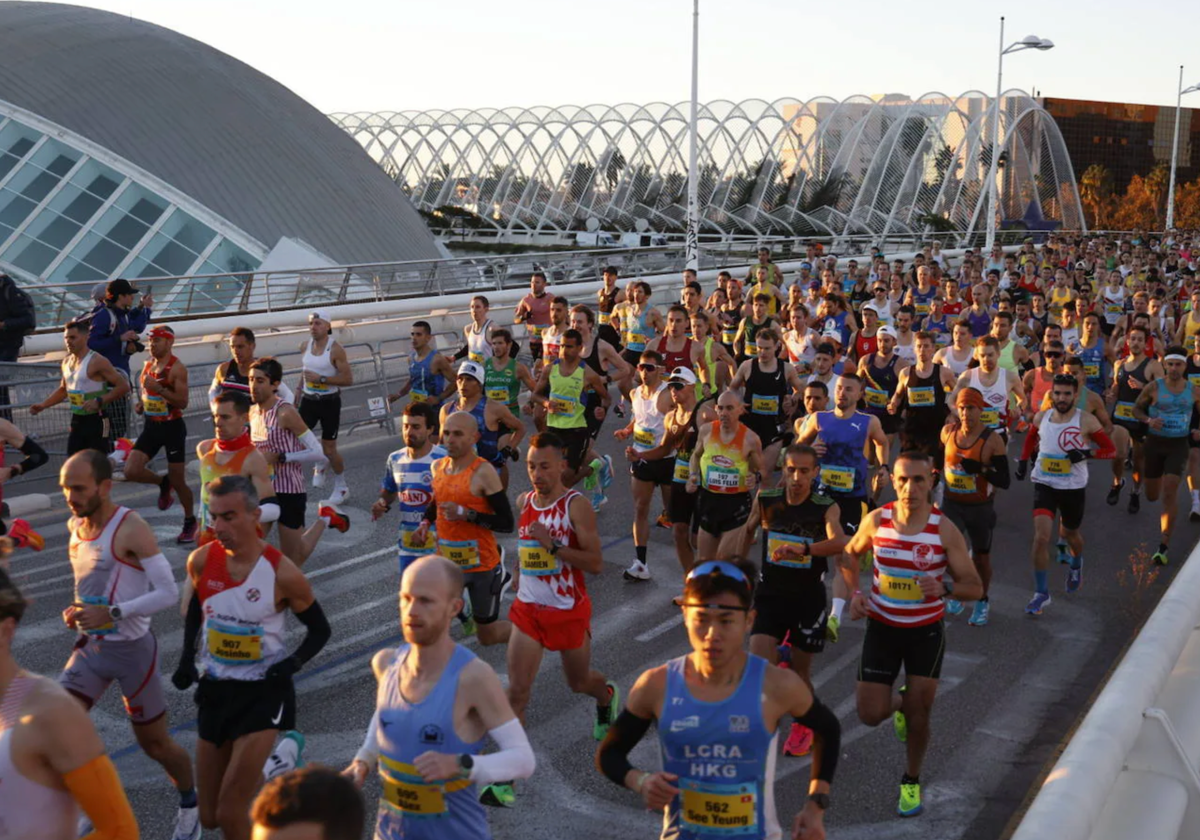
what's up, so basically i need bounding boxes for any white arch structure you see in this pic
[332,91,1084,239]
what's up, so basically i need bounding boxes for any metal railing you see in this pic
[20,229,1106,333]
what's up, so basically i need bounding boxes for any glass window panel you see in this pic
[66,159,122,201]
[48,256,104,286]
[18,170,61,204]
[43,154,76,178]
[23,209,81,250]
[60,190,103,225]
[139,230,197,276]
[6,234,58,275]
[106,213,149,249]
[27,140,78,175]
[128,196,165,225]
[84,174,120,200]
[0,189,37,231]
[0,154,20,182]
[72,229,129,274]
[204,239,259,274]
[5,137,35,158]
[158,209,214,255]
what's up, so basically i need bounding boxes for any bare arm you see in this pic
[325,343,354,387]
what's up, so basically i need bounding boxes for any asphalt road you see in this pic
[5,417,1189,840]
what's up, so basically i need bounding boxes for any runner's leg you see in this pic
[195,739,232,831]
[213,731,279,840]
[505,627,546,726]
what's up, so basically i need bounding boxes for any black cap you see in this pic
[105,278,138,298]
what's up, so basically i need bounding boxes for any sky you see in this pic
[67,0,1198,114]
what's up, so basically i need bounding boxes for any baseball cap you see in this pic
[877,325,898,339]
[106,278,137,298]
[667,367,698,386]
[457,361,485,383]
[148,325,175,340]
[860,302,879,315]
[308,308,333,325]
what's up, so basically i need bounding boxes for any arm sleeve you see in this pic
[452,345,469,361]
[290,599,331,667]
[16,435,49,475]
[794,696,841,785]
[114,554,178,619]
[64,755,139,840]
[277,381,296,404]
[984,452,1011,490]
[283,429,328,465]
[1090,429,1116,460]
[179,593,203,666]
[354,709,380,766]
[469,718,536,785]
[259,497,280,524]
[470,489,514,532]
[596,709,654,786]
[1020,423,1041,461]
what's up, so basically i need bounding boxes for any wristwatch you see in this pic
[109,605,124,621]
[278,452,287,464]
[458,754,475,777]
[319,376,327,384]
[807,792,830,811]
[549,541,562,556]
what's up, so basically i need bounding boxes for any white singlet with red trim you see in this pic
[516,489,587,610]
[69,507,149,642]
[197,543,288,681]
[868,502,947,627]
[0,676,78,839]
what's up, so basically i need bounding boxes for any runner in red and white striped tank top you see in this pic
[251,401,305,494]
[516,487,587,610]
[869,502,948,627]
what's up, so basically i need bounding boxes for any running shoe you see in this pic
[110,437,134,466]
[172,805,201,840]
[479,782,515,808]
[968,599,990,627]
[614,400,626,418]
[623,560,651,581]
[1025,592,1052,616]
[177,518,198,545]
[499,566,514,600]
[78,815,94,838]
[583,470,599,493]
[263,730,306,781]
[1054,541,1070,565]
[655,512,672,529]
[1128,492,1141,514]
[590,488,607,512]
[897,781,923,817]
[1106,479,1125,506]
[158,475,175,511]
[312,464,327,488]
[325,483,350,505]
[944,598,964,616]
[825,614,840,643]
[1153,550,1170,566]
[1066,564,1082,593]
[8,519,44,551]
[594,680,620,741]
[599,455,614,490]
[782,723,813,756]
[1191,502,1200,523]
[892,686,908,743]
[318,505,350,533]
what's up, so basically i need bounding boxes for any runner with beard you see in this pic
[890,332,954,484]
[1107,326,1160,513]
[373,402,448,574]
[658,368,717,574]
[743,444,850,758]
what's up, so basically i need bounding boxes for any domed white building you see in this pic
[0,2,441,319]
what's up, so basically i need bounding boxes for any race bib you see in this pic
[1189,374,1200,390]
[721,327,738,345]
[1040,455,1072,475]
[486,387,510,404]
[673,456,691,483]
[980,408,1001,428]
[878,573,923,602]
[766,531,812,569]
[305,378,330,394]
[206,619,263,665]
[864,387,888,408]
[518,538,558,576]
[379,765,448,819]
[1114,402,1137,422]
[142,394,168,417]
[907,386,935,407]
[633,426,656,450]
[704,465,744,493]
[438,539,481,570]
[410,389,429,404]
[944,467,977,494]
[1160,413,1190,436]
[80,595,115,637]
[1083,364,1100,379]
[549,394,575,415]
[529,324,545,339]
[627,332,648,350]
[468,351,485,364]
[751,394,779,416]
[819,464,855,492]
[680,779,757,835]
[1106,303,1122,314]
[915,303,930,315]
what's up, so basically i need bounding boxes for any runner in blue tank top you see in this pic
[795,373,890,643]
[389,321,455,408]
[597,560,840,840]
[343,556,534,839]
[1133,346,1200,565]
[1067,313,1112,396]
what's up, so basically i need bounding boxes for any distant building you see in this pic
[0,2,441,318]
[1040,97,1199,191]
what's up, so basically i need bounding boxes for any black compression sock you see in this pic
[901,773,920,785]
[636,545,647,563]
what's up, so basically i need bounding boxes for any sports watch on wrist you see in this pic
[807,792,830,810]
[109,605,124,621]
[458,754,474,777]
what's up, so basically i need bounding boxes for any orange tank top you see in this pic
[942,425,994,504]
[431,456,500,572]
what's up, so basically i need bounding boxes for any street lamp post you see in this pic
[985,17,1054,252]
[1166,66,1200,233]
[685,0,700,271]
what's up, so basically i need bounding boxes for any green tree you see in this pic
[1078,164,1114,228]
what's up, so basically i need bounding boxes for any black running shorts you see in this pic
[858,617,946,685]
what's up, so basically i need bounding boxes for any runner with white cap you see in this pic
[441,361,525,490]
[298,308,353,504]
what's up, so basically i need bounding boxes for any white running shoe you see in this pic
[312,464,327,488]
[623,560,651,581]
[262,730,306,781]
[324,483,350,505]
[77,815,94,838]
[172,806,201,840]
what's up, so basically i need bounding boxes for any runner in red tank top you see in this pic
[655,305,706,386]
[845,451,981,818]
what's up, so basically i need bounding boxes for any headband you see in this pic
[1165,354,1187,362]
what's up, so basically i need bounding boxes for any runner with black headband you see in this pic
[597,559,840,840]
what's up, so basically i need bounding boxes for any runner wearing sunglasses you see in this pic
[597,559,841,840]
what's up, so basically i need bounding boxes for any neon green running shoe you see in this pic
[479,782,515,808]
[825,614,840,644]
[897,781,923,817]
[893,686,908,743]
[594,680,620,741]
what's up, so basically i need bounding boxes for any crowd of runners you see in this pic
[1,229,1199,840]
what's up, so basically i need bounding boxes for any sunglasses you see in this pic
[1053,374,1077,385]
[638,363,659,371]
[1044,351,1063,358]
[667,382,688,390]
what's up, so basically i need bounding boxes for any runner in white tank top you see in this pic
[464,295,495,363]
[299,309,352,503]
[617,353,675,581]
[56,450,199,838]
